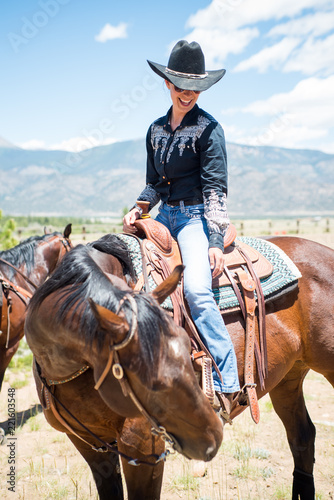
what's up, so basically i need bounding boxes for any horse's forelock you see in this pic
[29,243,166,361]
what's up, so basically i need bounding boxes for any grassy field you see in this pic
[4,214,334,247]
[0,222,334,499]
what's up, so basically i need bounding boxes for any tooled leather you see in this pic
[134,218,238,255]
[134,218,173,254]
[236,270,260,424]
[132,218,273,289]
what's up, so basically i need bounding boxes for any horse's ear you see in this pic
[63,223,72,238]
[151,265,184,305]
[88,298,129,336]
[44,226,48,235]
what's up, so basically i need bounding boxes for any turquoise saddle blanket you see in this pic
[117,234,302,313]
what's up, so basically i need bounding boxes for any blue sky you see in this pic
[1,0,334,153]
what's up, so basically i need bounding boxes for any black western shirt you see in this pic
[136,104,229,251]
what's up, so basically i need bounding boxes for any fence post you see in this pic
[325,218,330,233]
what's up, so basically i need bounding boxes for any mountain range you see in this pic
[0,135,333,217]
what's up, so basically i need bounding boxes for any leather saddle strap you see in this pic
[223,265,264,391]
[223,265,246,320]
[237,246,268,382]
[0,258,38,289]
[236,270,260,424]
[1,278,33,304]
[133,262,155,292]
[146,249,184,326]
[202,356,215,406]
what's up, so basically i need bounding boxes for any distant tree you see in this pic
[0,210,19,250]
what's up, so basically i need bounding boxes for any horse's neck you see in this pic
[32,240,62,283]
[90,248,124,279]
[27,316,90,380]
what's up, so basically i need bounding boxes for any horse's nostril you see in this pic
[205,444,218,461]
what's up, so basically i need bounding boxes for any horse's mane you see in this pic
[0,232,62,279]
[87,233,135,283]
[29,235,168,364]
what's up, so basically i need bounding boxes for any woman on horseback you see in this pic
[123,40,240,418]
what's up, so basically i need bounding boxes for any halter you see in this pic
[95,295,181,451]
[37,293,182,466]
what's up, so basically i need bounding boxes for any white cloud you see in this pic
[50,136,118,151]
[20,139,46,150]
[234,37,301,73]
[243,75,334,124]
[283,34,334,75]
[95,22,128,43]
[185,0,334,75]
[227,76,334,151]
[187,0,332,33]
[175,27,259,69]
[20,136,118,152]
[22,166,55,176]
[268,10,334,37]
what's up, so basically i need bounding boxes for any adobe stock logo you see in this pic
[7,0,70,53]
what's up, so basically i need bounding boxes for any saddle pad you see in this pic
[117,234,302,313]
[213,237,302,313]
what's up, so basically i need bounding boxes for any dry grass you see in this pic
[1,367,333,499]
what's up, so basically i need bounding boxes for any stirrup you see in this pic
[214,392,234,425]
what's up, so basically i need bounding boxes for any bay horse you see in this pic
[225,235,334,500]
[0,224,72,389]
[25,235,223,500]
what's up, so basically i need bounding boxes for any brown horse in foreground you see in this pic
[25,234,334,499]
[0,224,72,389]
[25,236,223,500]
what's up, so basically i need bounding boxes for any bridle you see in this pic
[95,294,181,449]
[55,236,72,268]
[37,293,182,466]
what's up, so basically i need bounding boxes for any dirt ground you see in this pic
[1,232,334,500]
[0,368,333,500]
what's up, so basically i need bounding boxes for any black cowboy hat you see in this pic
[147,40,226,92]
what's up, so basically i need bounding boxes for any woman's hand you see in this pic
[123,208,141,233]
[209,247,225,279]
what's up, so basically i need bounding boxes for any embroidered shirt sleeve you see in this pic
[199,121,229,252]
[136,184,161,211]
[135,126,161,211]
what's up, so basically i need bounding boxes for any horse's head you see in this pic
[89,266,223,462]
[0,224,73,289]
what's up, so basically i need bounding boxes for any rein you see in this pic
[36,293,180,467]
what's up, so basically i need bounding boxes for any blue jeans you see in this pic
[156,202,240,393]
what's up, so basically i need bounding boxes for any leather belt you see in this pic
[165,199,203,207]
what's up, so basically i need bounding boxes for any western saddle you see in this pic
[128,201,272,424]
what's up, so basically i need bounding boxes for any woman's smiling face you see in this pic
[165,80,200,118]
